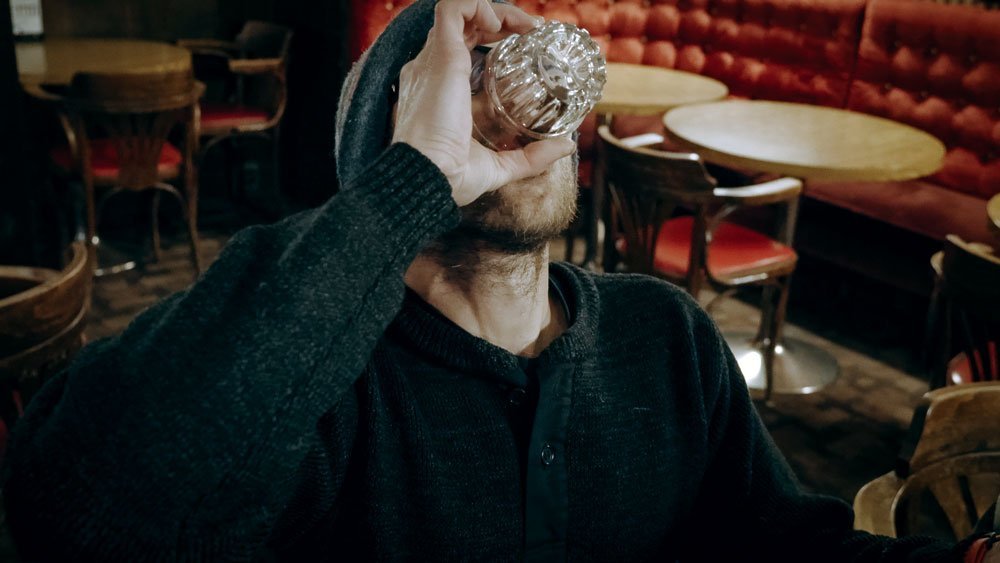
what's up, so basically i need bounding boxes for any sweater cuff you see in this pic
[343,142,460,257]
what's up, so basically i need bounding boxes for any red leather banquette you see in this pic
[347,0,1000,271]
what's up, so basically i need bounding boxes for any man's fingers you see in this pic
[492,4,544,34]
[465,6,542,47]
[488,137,577,188]
[432,0,501,45]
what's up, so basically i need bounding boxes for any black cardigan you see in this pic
[3,144,959,562]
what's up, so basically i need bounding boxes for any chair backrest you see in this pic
[234,21,292,118]
[598,124,716,278]
[65,69,201,190]
[938,235,1000,383]
[889,383,1000,539]
[236,21,293,61]
[0,242,91,428]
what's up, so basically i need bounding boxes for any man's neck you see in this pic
[404,245,567,358]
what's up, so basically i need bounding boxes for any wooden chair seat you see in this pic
[51,138,182,184]
[199,102,270,134]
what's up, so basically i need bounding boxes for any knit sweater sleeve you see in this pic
[2,143,459,561]
[678,308,965,563]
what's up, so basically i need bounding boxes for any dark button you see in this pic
[541,443,556,466]
[508,388,527,407]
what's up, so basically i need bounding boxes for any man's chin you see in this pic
[444,222,553,255]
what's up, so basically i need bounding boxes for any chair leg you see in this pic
[922,276,945,387]
[755,284,778,345]
[759,275,792,403]
[564,227,577,264]
[151,190,162,263]
[186,188,203,278]
[152,182,202,277]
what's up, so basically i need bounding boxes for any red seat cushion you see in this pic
[652,216,797,278]
[51,139,182,182]
[199,103,270,133]
[947,341,999,385]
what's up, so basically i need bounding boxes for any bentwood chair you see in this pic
[854,382,1000,540]
[0,242,90,457]
[598,125,801,400]
[38,69,204,278]
[178,21,293,216]
[925,236,1000,388]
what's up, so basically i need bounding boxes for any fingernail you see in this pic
[533,16,546,27]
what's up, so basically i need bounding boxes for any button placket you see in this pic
[523,362,574,561]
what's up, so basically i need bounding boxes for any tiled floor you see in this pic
[78,230,931,505]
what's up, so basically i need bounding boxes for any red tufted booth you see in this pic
[808,0,1000,245]
[346,0,1000,288]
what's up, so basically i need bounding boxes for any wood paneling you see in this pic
[40,0,273,41]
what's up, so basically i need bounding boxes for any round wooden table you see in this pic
[581,64,728,270]
[663,100,946,396]
[16,38,191,86]
[595,63,729,115]
[664,100,945,182]
[988,193,1000,241]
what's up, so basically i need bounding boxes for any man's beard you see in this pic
[422,153,578,278]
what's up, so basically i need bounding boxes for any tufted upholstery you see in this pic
[348,0,867,184]
[515,0,865,107]
[346,0,1000,249]
[848,0,1000,199]
[808,0,1000,243]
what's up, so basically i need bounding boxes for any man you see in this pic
[3,0,997,561]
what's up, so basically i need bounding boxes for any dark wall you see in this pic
[40,0,273,40]
[272,0,348,206]
[1,0,47,265]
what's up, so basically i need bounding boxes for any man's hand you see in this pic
[391,0,577,207]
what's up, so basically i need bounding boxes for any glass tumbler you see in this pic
[469,21,606,151]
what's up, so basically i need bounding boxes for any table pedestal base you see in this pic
[723,331,840,396]
[91,235,139,277]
